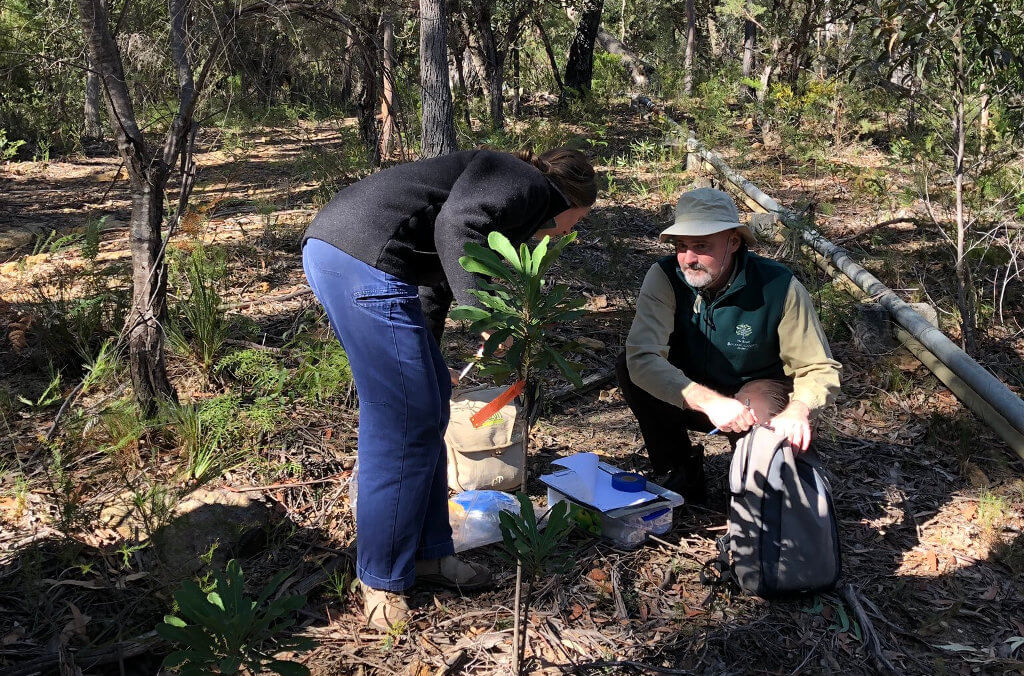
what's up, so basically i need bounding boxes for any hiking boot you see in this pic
[415,555,492,592]
[662,444,707,505]
[361,582,410,631]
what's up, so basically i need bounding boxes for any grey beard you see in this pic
[683,267,713,288]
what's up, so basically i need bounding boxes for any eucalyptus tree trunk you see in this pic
[379,16,396,158]
[741,17,756,101]
[563,0,604,103]
[512,47,521,117]
[534,18,564,93]
[684,0,695,96]
[475,13,505,130]
[78,0,222,414]
[952,34,976,354]
[84,65,103,140]
[420,0,458,157]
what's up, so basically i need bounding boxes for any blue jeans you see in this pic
[302,238,454,591]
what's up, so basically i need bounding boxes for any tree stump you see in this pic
[853,302,895,355]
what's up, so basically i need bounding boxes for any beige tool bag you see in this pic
[446,386,525,492]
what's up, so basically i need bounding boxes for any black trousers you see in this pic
[615,352,792,477]
[418,282,453,343]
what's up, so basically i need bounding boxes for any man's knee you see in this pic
[735,378,793,420]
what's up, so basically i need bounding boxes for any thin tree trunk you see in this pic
[562,0,604,104]
[741,17,756,101]
[78,0,176,415]
[979,82,990,155]
[474,12,504,130]
[620,0,626,41]
[953,35,975,354]
[128,183,175,412]
[379,16,396,158]
[340,32,354,103]
[684,0,695,96]
[512,46,521,116]
[534,18,564,93]
[420,0,458,157]
[452,48,472,129]
[79,0,227,413]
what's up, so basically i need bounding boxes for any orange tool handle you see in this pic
[470,380,526,428]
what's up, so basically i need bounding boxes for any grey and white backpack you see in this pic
[705,425,842,598]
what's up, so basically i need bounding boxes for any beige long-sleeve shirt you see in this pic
[625,262,841,413]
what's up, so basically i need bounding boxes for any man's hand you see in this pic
[687,384,757,433]
[769,401,812,452]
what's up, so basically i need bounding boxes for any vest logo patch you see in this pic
[729,323,755,352]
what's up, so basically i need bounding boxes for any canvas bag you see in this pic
[709,425,841,598]
[446,386,525,492]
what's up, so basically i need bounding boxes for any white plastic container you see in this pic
[546,467,683,549]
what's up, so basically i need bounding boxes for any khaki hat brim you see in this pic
[659,221,757,246]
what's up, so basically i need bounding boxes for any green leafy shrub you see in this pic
[450,231,586,391]
[156,559,313,676]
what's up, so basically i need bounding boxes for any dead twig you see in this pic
[841,583,898,675]
[220,286,312,310]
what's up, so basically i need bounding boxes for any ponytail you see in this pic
[515,147,597,208]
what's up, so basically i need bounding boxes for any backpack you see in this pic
[705,425,842,599]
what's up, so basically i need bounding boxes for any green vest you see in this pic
[658,249,793,392]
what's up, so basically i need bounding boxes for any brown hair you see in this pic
[514,147,597,208]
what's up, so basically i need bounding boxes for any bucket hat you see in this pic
[659,188,756,245]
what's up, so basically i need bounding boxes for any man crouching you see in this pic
[616,188,841,503]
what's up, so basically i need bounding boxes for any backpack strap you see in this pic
[700,534,734,587]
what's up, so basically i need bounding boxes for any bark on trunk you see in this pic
[563,0,605,103]
[741,18,756,101]
[452,47,472,128]
[128,184,175,411]
[512,46,521,117]
[684,0,695,96]
[84,62,103,140]
[420,0,458,157]
[595,28,649,89]
[472,6,504,130]
[340,32,354,103]
[379,17,396,158]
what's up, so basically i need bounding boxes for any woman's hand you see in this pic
[480,332,514,357]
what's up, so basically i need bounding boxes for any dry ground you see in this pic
[1,105,1022,675]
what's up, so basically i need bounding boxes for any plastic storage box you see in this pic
[546,463,684,549]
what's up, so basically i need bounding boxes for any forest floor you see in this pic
[1,102,1023,675]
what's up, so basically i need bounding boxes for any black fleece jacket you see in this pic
[303,149,570,311]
